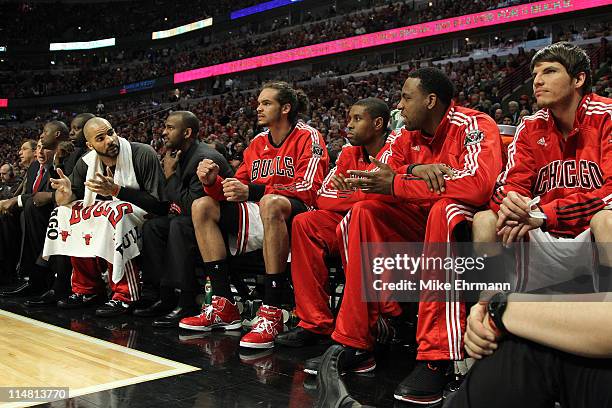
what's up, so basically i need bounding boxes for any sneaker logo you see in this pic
[427,363,438,371]
[411,145,421,151]
[83,294,97,302]
[537,137,546,146]
[264,145,269,151]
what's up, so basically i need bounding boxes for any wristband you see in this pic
[407,163,421,175]
[487,291,509,335]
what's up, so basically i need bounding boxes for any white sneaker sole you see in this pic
[393,394,443,404]
[178,321,242,332]
[239,340,275,349]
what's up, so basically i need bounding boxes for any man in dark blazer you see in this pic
[0,137,57,295]
[134,111,233,326]
[25,114,95,306]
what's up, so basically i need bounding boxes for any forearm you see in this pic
[503,292,612,358]
[117,187,167,215]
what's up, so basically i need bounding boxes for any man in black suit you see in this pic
[134,111,233,327]
[25,115,95,306]
[0,136,58,296]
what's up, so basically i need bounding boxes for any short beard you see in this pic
[96,144,119,158]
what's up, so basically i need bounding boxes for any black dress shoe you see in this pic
[0,281,45,298]
[304,347,375,376]
[96,299,133,317]
[57,293,106,309]
[24,290,65,307]
[153,306,199,328]
[133,300,175,317]
[275,326,331,347]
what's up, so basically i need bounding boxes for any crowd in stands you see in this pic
[0,0,565,98]
[1,0,264,46]
[3,40,610,182]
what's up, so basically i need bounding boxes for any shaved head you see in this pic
[83,117,112,142]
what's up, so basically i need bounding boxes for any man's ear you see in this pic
[574,72,587,91]
[86,141,93,150]
[373,116,384,131]
[281,103,292,116]
[184,128,192,139]
[426,93,438,110]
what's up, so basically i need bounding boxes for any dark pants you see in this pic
[445,336,612,408]
[20,199,54,288]
[0,211,21,284]
[141,215,199,292]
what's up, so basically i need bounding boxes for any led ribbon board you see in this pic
[152,18,213,40]
[176,0,607,84]
[0,99,7,108]
[49,38,115,51]
[231,0,304,20]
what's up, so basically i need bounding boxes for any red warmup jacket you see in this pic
[205,121,329,207]
[316,131,405,212]
[491,93,612,237]
[391,102,503,207]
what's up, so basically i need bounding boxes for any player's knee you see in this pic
[472,209,498,242]
[259,194,290,220]
[191,196,219,223]
[590,210,612,242]
[350,200,381,214]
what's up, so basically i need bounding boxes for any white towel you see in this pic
[82,137,139,207]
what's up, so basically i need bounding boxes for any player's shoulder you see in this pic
[517,109,551,132]
[295,121,323,140]
[449,105,496,128]
[581,93,612,123]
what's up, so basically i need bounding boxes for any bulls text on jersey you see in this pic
[251,157,295,180]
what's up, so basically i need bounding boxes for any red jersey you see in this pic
[491,93,612,237]
[391,102,503,207]
[316,132,403,212]
[205,121,329,207]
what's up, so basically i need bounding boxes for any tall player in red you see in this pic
[312,68,502,405]
[179,82,329,349]
[276,97,407,349]
[472,43,612,297]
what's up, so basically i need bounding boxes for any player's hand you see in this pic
[50,168,74,206]
[197,159,219,186]
[410,163,455,194]
[464,302,500,359]
[496,191,532,228]
[498,218,543,247]
[0,198,17,214]
[222,178,248,202]
[162,150,181,179]
[330,172,351,191]
[85,167,118,197]
[32,192,53,207]
[346,157,396,195]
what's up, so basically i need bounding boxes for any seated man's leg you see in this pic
[96,258,142,316]
[163,216,200,309]
[276,210,343,347]
[312,201,425,375]
[240,194,307,349]
[0,213,21,285]
[396,198,474,405]
[58,257,106,308]
[591,210,612,291]
[178,196,241,331]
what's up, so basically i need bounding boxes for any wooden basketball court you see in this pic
[0,310,199,407]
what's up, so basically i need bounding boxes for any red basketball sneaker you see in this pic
[239,305,284,349]
[179,296,242,331]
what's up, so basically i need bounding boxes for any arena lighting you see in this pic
[175,0,608,84]
[231,0,303,20]
[152,17,213,40]
[49,38,115,51]
[0,99,8,108]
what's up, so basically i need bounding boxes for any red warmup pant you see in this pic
[332,198,472,361]
[292,210,345,335]
[71,257,141,303]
